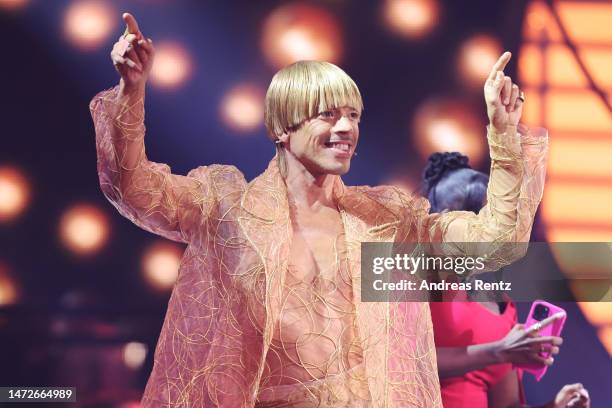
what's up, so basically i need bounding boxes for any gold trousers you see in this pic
[256,365,371,407]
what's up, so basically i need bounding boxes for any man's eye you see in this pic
[320,110,335,118]
[350,112,361,120]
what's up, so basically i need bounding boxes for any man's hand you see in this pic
[110,13,155,94]
[484,51,524,134]
[493,312,565,367]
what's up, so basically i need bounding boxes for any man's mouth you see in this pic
[324,141,352,152]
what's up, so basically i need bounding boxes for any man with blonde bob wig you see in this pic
[90,13,548,408]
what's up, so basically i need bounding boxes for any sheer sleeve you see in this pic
[420,125,548,270]
[90,86,219,243]
[515,125,548,242]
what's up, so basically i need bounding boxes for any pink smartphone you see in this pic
[520,300,567,381]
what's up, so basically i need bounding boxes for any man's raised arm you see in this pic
[422,52,548,269]
[90,13,217,243]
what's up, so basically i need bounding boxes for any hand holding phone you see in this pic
[520,300,567,381]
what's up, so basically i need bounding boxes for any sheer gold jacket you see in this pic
[90,87,547,407]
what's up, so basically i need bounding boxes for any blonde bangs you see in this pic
[264,61,363,140]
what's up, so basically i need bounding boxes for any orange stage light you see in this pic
[141,241,182,290]
[261,3,342,68]
[579,302,612,326]
[598,326,612,355]
[123,342,148,370]
[520,2,612,248]
[381,175,417,195]
[383,0,439,39]
[119,402,141,408]
[413,98,487,167]
[521,1,612,354]
[556,2,612,44]
[0,263,19,305]
[458,34,503,88]
[0,0,28,10]
[149,42,193,89]
[64,0,116,50]
[59,204,110,255]
[220,84,265,133]
[0,166,30,223]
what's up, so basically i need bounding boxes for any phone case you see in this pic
[520,300,567,381]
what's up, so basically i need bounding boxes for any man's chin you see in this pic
[323,162,350,176]
[301,158,350,177]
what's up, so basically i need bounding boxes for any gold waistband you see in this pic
[256,364,371,408]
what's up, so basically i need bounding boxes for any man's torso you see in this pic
[261,204,364,387]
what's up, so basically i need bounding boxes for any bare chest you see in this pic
[264,207,362,383]
[287,208,349,283]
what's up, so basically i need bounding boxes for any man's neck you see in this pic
[283,152,338,211]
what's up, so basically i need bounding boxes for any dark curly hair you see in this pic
[422,152,489,214]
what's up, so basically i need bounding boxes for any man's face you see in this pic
[284,106,361,176]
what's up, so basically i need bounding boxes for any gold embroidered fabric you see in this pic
[256,364,370,407]
[90,86,547,407]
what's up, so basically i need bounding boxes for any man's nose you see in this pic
[332,115,353,133]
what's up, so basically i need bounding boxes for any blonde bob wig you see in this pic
[264,61,363,176]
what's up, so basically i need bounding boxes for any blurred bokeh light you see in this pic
[149,41,193,89]
[122,342,148,370]
[0,263,19,306]
[578,302,612,326]
[458,34,503,88]
[220,84,265,133]
[412,98,486,167]
[119,402,141,408]
[59,204,110,255]
[0,166,30,223]
[519,1,612,244]
[64,0,116,50]
[261,3,343,68]
[598,326,612,355]
[383,0,440,39]
[141,242,182,290]
[381,175,417,195]
[0,0,28,11]
[519,1,612,358]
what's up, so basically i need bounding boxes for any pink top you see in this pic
[430,299,520,408]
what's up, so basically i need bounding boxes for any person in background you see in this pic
[423,152,590,408]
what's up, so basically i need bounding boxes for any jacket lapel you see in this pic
[236,156,292,393]
[337,186,402,407]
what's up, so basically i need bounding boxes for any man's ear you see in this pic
[278,132,289,144]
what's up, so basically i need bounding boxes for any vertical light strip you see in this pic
[520,0,612,355]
